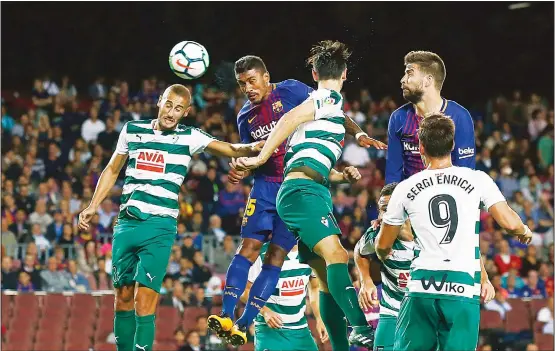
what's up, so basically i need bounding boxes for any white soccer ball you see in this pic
[168,41,210,80]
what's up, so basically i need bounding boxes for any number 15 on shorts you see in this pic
[242,198,257,226]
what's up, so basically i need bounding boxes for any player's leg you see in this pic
[112,218,140,351]
[394,296,438,351]
[133,217,176,351]
[308,255,349,351]
[436,299,480,351]
[373,316,397,351]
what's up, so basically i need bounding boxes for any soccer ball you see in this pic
[168,41,210,80]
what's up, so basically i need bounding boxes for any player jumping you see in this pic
[235,40,376,350]
[376,114,532,351]
[242,243,328,351]
[208,55,385,346]
[78,84,264,351]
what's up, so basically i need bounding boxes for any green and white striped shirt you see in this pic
[358,226,414,317]
[284,88,345,184]
[248,244,315,329]
[115,120,215,220]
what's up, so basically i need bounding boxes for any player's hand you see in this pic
[358,281,379,311]
[370,219,382,230]
[262,309,283,329]
[233,156,263,171]
[316,318,329,343]
[481,279,495,304]
[517,225,533,245]
[228,159,249,184]
[78,206,96,231]
[357,135,387,150]
[343,166,361,184]
[251,140,265,152]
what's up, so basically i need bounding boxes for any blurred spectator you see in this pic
[528,109,548,141]
[16,185,35,214]
[168,245,183,276]
[182,235,198,261]
[2,105,14,134]
[58,224,75,256]
[40,256,73,292]
[216,182,245,234]
[29,199,53,233]
[192,251,212,287]
[46,210,64,242]
[180,330,204,351]
[32,79,53,112]
[175,327,187,350]
[1,256,17,290]
[537,126,554,170]
[190,288,211,310]
[207,214,226,243]
[1,219,17,254]
[54,245,68,270]
[537,297,553,333]
[484,290,512,319]
[213,235,236,274]
[77,240,98,275]
[341,226,363,260]
[342,141,371,167]
[494,239,522,275]
[160,276,174,295]
[521,245,543,277]
[67,259,90,292]
[538,263,554,297]
[173,257,194,286]
[16,271,35,292]
[205,275,223,298]
[89,77,107,100]
[91,257,112,290]
[19,254,42,290]
[521,270,547,299]
[161,280,186,312]
[31,223,51,253]
[98,199,117,229]
[81,107,106,143]
[97,117,119,151]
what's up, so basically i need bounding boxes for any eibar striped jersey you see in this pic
[248,243,315,330]
[383,166,506,303]
[284,88,345,184]
[115,120,215,220]
[358,226,414,317]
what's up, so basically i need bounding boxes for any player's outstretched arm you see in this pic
[488,202,532,244]
[344,114,387,150]
[354,242,379,310]
[204,140,265,158]
[78,152,127,231]
[308,276,329,343]
[329,167,361,184]
[375,223,401,261]
[234,101,316,171]
[480,256,495,303]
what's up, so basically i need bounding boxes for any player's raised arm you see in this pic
[344,114,387,150]
[234,101,316,170]
[385,113,403,184]
[78,127,129,231]
[205,139,265,158]
[452,108,476,169]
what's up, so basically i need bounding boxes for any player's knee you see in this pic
[263,244,287,267]
[134,285,159,316]
[238,239,263,262]
[115,284,135,311]
[324,247,349,265]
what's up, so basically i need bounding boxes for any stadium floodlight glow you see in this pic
[508,2,531,10]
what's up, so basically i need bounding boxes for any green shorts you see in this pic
[394,296,479,351]
[276,179,340,263]
[254,325,318,351]
[112,216,176,293]
[374,315,396,351]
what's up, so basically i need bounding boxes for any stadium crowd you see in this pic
[1,76,553,351]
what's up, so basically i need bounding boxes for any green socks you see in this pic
[134,314,156,351]
[320,291,349,351]
[327,263,368,327]
[114,310,136,351]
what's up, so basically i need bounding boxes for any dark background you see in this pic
[2,2,553,107]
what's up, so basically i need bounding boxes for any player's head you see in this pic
[307,40,350,84]
[157,84,192,130]
[234,55,270,104]
[377,182,398,219]
[401,51,446,103]
[418,114,455,164]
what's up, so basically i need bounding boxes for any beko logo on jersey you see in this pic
[458,147,475,159]
[136,150,168,173]
[403,142,419,152]
[251,121,277,140]
[420,274,465,294]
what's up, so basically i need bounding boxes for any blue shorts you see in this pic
[241,179,296,252]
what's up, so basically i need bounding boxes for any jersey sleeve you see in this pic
[385,113,403,184]
[478,170,506,210]
[357,228,377,256]
[451,108,476,169]
[114,123,129,155]
[247,256,263,283]
[189,128,217,155]
[285,79,313,105]
[383,182,408,226]
[309,89,344,120]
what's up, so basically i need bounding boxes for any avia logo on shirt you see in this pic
[398,272,410,289]
[136,150,168,173]
[251,121,278,140]
[403,142,419,152]
[420,274,465,294]
[280,278,306,296]
[458,147,475,159]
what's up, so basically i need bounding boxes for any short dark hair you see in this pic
[234,55,267,74]
[404,51,446,90]
[306,40,351,80]
[380,182,398,197]
[418,114,455,158]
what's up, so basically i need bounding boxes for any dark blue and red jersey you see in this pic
[237,79,312,182]
[385,98,476,184]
